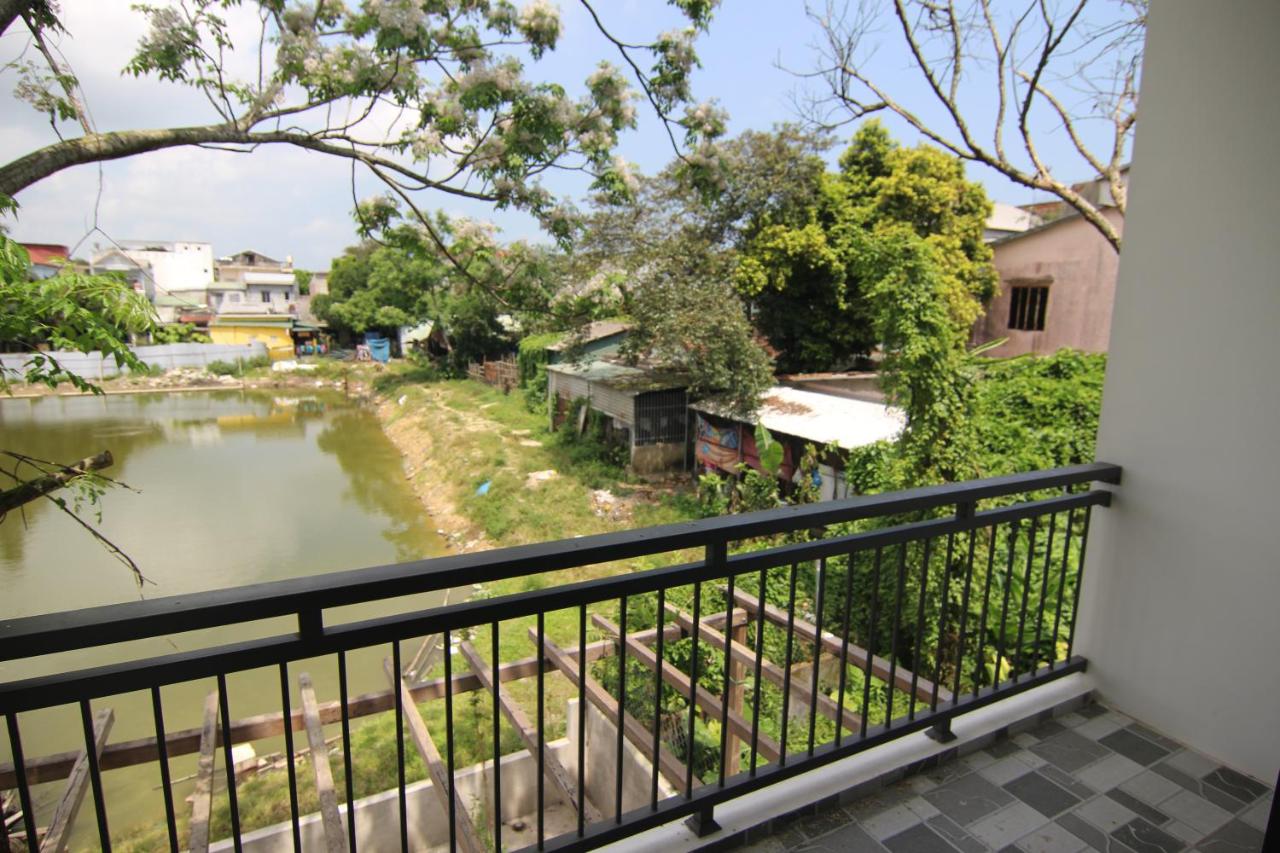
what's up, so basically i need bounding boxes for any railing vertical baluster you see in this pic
[338,650,357,852]
[278,662,301,852]
[908,537,933,720]
[1065,506,1094,659]
[748,568,767,775]
[1012,517,1039,682]
[151,686,180,853]
[216,673,242,852]
[1051,508,1078,667]
[616,595,628,822]
[861,548,882,740]
[1032,513,1059,672]
[885,543,908,726]
[973,524,999,698]
[651,588,665,809]
[994,522,1021,686]
[5,713,38,850]
[393,641,407,853]
[492,623,503,852]
[951,528,979,701]
[834,551,856,747]
[444,629,458,853]
[685,578,703,798]
[807,559,826,756]
[778,564,799,763]
[80,699,112,851]
[718,572,734,785]
[536,611,545,849]
[932,528,958,714]
[577,605,587,837]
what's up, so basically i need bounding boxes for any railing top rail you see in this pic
[0,462,1119,662]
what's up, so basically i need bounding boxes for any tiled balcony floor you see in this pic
[744,703,1272,853]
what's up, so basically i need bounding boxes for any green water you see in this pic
[0,390,448,846]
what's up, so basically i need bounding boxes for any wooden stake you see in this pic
[299,672,348,852]
[42,707,113,853]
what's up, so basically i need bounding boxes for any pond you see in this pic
[0,390,448,845]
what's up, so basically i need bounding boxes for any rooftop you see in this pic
[546,358,686,393]
[692,385,904,449]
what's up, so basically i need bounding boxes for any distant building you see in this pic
[90,240,215,321]
[690,386,904,501]
[547,360,688,474]
[971,207,1124,357]
[546,321,631,364]
[212,249,298,315]
[984,203,1043,242]
[208,316,296,361]
[21,243,69,279]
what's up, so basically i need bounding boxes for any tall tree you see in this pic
[734,121,994,373]
[804,0,1143,252]
[2,0,727,258]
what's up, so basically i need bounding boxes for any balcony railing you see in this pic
[0,462,1120,852]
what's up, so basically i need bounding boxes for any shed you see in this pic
[546,360,689,474]
[690,386,904,500]
[546,321,631,364]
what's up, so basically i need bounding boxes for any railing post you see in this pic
[686,804,721,838]
[927,500,973,744]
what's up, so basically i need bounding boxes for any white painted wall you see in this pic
[1074,1,1280,783]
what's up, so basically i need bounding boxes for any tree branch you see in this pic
[0,450,112,517]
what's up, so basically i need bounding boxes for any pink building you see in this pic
[972,207,1124,356]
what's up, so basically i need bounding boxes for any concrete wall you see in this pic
[209,324,295,360]
[630,442,684,474]
[973,208,1123,356]
[1074,1,1280,784]
[0,342,268,382]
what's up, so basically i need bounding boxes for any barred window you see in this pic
[1008,285,1049,331]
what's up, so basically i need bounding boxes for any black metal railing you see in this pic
[0,462,1119,852]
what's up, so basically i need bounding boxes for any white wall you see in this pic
[1075,2,1280,783]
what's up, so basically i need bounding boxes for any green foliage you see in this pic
[0,234,156,394]
[206,354,270,376]
[151,322,210,344]
[293,268,313,295]
[753,423,784,475]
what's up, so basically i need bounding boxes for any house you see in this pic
[90,240,215,321]
[690,386,904,500]
[546,360,688,473]
[208,315,296,361]
[545,320,631,364]
[212,249,298,315]
[20,242,70,279]
[970,206,1124,357]
[983,202,1043,242]
[776,371,885,404]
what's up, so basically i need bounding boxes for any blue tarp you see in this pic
[365,332,391,363]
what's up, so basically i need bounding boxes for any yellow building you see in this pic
[208,317,295,360]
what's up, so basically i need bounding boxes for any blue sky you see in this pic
[0,1,1134,269]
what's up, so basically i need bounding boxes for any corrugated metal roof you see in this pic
[692,386,904,450]
[546,360,685,394]
[546,320,631,351]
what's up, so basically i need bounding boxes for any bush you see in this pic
[206,354,270,376]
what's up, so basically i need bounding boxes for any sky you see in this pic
[0,1,1136,270]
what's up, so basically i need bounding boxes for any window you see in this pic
[261,291,270,302]
[1008,285,1049,331]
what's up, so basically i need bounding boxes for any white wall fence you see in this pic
[0,342,269,382]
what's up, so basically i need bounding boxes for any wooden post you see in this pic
[299,672,348,852]
[666,605,863,735]
[528,628,699,796]
[188,690,220,853]
[457,641,602,824]
[382,659,485,853]
[727,587,949,703]
[725,617,747,777]
[42,708,114,853]
[591,614,781,763]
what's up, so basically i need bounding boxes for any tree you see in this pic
[805,0,1144,252]
[2,0,727,260]
[734,121,995,373]
[0,232,154,584]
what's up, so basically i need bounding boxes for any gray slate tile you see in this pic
[802,820,888,853]
[1013,819,1089,853]
[1119,770,1183,807]
[926,815,987,853]
[1107,788,1171,826]
[1100,729,1172,767]
[1110,817,1185,853]
[1057,813,1140,853]
[1077,703,1108,719]
[1150,762,1246,813]
[883,822,964,853]
[860,804,921,841]
[923,772,1017,825]
[968,801,1049,850]
[1161,789,1233,836]
[1038,763,1096,801]
[1077,796,1141,833]
[1077,753,1146,793]
[1126,723,1183,754]
[1031,729,1113,773]
[1201,768,1268,805]
[1195,818,1265,853]
[1004,771,1084,818]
